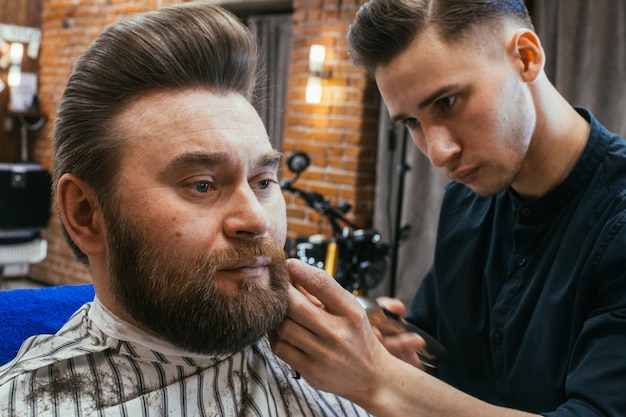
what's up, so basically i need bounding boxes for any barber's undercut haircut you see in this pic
[347,0,533,75]
[53,2,259,264]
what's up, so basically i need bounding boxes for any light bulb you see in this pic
[8,65,21,87]
[309,44,326,72]
[305,76,322,104]
[9,43,24,64]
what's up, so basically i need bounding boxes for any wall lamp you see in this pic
[7,42,23,87]
[305,44,331,104]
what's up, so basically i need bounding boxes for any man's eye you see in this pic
[194,181,212,193]
[257,179,276,190]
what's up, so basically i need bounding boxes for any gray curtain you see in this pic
[369,107,447,305]
[247,14,293,150]
[371,1,626,305]
[534,0,626,137]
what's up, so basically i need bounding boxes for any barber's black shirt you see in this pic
[408,108,626,416]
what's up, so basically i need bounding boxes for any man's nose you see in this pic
[223,186,270,239]
[422,126,460,169]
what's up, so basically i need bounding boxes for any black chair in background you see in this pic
[0,162,51,279]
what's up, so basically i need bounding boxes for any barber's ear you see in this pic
[57,173,107,258]
[510,29,544,83]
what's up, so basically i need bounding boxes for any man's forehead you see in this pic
[115,88,257,132]
[113,88,273,164]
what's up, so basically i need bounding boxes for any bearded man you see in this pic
[0,3,371,416]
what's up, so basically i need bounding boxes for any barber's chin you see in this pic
[215,267,271,292]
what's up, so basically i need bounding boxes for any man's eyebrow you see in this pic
[391,113,410,124]
[164,152,229,173]
[417,84,457,110]
[255,150,284,170]
[390,84,459,124]
[161,150,283,180]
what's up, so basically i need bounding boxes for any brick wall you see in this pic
[29,0,380,285]
[282,0,380,240]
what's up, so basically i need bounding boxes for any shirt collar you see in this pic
[89,296,252,365]
[508,107,608,222]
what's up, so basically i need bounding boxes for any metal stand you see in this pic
[15,113,46,162]
[388,125,411,297]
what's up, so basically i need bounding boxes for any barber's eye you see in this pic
[438,96,456,109]
[401,117,420,129]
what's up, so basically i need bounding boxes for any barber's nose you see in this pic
[223,186,270,239]
[422,126,460,168]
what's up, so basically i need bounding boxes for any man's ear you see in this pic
[510,29,545,83]
[57,173,107,258]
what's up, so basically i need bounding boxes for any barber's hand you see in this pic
[372,297,430,369]
[270,259,393,399]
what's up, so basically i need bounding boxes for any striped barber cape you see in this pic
[0,299,371,417]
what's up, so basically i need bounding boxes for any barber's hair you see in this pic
[347,0,533,74]
[53,2,259,264]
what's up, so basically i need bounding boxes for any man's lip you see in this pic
[219,256,271,271]
[449,166,479,184]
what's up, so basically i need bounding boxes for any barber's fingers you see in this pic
[377,296,407,317]
[286,259,363,317]
[277,260,378,358]
[293,283,324,308]
[270,282,328,371]
[270,316,313,366]
[380,332,428,369]
[276,283,328,345]
[270,282,380,391]
[368,310,431,370]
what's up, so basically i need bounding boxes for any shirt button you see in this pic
[516,256,526,267]
[494,332,503,344]
[520,207,531,218]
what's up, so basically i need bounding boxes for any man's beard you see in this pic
[104,211,289,355]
